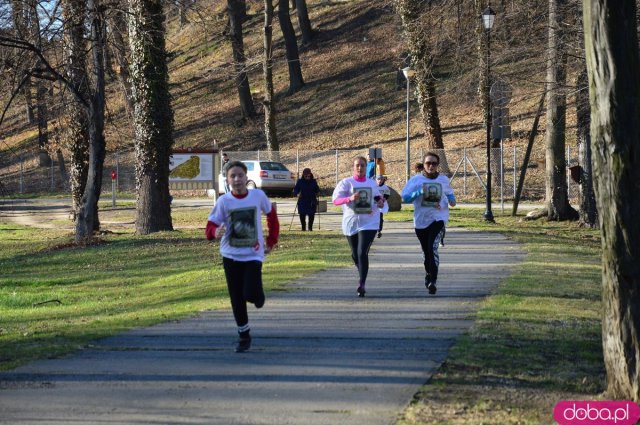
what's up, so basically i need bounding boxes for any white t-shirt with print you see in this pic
[332,177,383,236]
[401,173,454,229]
[208,189,273,262]
[377,183,390,214]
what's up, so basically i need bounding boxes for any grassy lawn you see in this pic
[387,208,604,425]
[0,209,350,371]
[0,204,604,424]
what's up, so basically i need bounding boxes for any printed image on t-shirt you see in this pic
[229,207,258,247]
[421,182,442,207]
[354,187,372,214]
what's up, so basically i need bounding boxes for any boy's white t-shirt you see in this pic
[208,189,272,262]
[401,173,454,229]
[377,183,390,214]
[332,177,383,236]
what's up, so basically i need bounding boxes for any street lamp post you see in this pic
[402,66,415,183]
[482,5,495,222]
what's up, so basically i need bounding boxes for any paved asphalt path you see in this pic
[0,200,525,425]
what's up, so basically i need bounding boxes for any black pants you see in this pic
[379,213,384,232]
[415,221,445,284]
[299,213,315,231]
[222,257,264,329]
[346,230,377,285]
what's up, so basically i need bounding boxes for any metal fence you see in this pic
[0,146,584,204]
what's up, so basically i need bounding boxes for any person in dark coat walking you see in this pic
[293,168,320,231]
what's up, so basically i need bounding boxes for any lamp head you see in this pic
[402,66,415,79]
[482,6,495,30]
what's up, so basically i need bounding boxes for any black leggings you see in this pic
[222,257,264,329]
[299,213,315,230]
[346,230,377,285]
[415,221,445,284]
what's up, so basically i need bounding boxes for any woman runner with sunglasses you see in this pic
[401,152,456,295]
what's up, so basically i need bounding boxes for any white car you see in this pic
[219,160,295,195]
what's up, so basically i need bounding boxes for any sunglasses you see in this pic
[424,161,439,166]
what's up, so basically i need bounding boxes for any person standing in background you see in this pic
[375,156,385,178]
[366,153,376,179]
[375,174,390,238]
[293,168,320,231]
[221,153,231,193]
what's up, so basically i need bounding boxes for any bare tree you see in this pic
[575,65,597,227]
[544,0,576,220]
[583,0,640,402]
[263,0,278,151]
[292,0,313,45]
[227,0,256,120]
[24,0,51,166]
[73,0,108,241]
[475,0,487,127]
[395,0,447,170]
[63,0,91,222]
[1,0,108,241]
[128,0,174,234]
[107,2,134,118]
[10,0,34,124]
[278,0,304,95]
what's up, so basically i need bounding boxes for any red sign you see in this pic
[111,170,117,181]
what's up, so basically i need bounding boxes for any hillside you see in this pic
[1,0,581,199]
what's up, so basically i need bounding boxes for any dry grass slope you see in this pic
[1,0,582,200]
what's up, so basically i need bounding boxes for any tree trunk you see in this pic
[102,17,115,80]
[22,78,35,124]
[11,0,35,124]
[575,66,598,227]
[128,0,174,234]
[278,0,304,95]
[394,0,448,171]
[491,137,502,190]
[263,0,278,151]
[423,77,443,149]
[179,1,188,26]
[583,0,640,402]
[24,0,51,167]
[75,0,107,242]
[294,0,314,45]
[227,0,256,120]
[238,0,247,22]
[109,6,135,119]
[35,76,51,167]
[55,149,67,189]
[475,0,487,123]
[64,0,91,221]
[544,0,576,221]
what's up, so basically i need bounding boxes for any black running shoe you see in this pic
[235,336,251,353]
[427,282,437,295]
[357,286,366,297]
[377,232,382,238]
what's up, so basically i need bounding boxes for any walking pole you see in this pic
[317,196,321,230]
[288,201,298,231]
